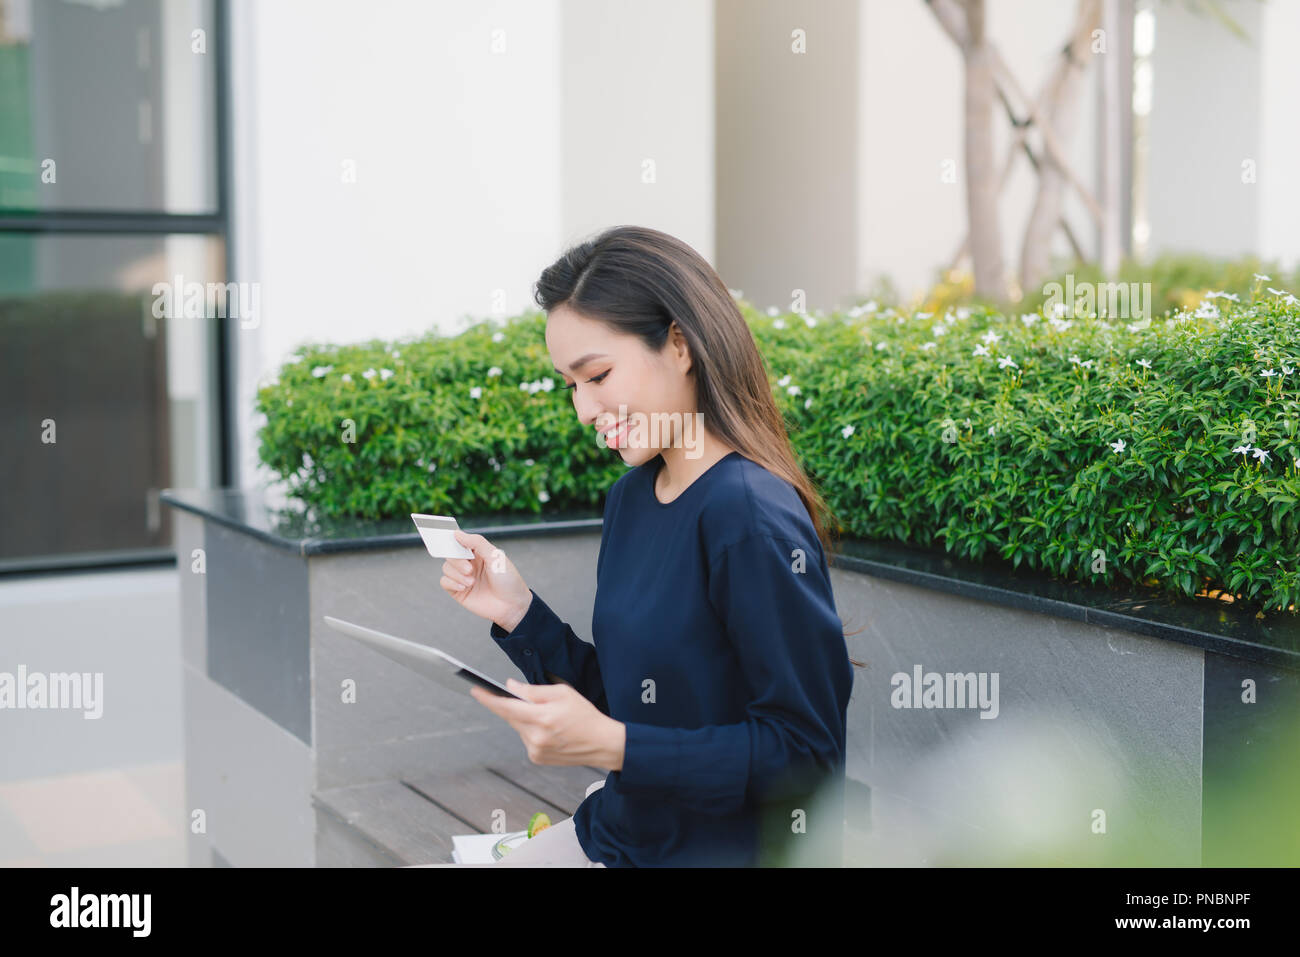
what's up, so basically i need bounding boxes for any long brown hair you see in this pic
[533,225,866,668]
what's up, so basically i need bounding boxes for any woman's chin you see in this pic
[617,445,656,466]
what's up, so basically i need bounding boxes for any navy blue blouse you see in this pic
[488,450,854,866]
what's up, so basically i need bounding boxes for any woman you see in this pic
[441,225,863,867]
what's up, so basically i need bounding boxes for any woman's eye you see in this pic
[563,371,610,391]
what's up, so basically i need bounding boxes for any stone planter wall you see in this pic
[164,490,1300,867]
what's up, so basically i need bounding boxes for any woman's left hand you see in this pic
[470,678,625,772]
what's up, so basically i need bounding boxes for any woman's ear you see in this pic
[669,321,693,375]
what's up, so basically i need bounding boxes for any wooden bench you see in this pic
[313,760,607,866]
[316,758,873,866]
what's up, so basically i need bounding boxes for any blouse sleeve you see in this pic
[490,588,610,716]
[614,532,850,815]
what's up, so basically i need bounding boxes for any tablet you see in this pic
[322,615,526,700]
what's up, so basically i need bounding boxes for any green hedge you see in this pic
[256,291,1300,614]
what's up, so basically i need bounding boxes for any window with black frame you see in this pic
[0,0,228,572]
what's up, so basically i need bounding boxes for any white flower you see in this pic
[1109,438,1126,454]
[778,374,792,387]
[997,355,1018,370]
[981,330,1002,345]
[1020,313,1039,326]
[1294,457,1300,469]
[311,365,333,377]
[1252,447,1271,463]
[767,306,780,317]
[956,307,970,320]
[470,386,482,399]
[1283,365,1295,375]
[933,325,948,337]
[1204,290,1239,302]
[487,366,502,377]
[541,377,554,392]
[524,458,535,466]
[1051,302,1068,318]
[519,382,529,391]
[427,462,437,473]
[391,349,402,358]
[287,354,304,364]
[341,373,353,383]
[972,343,990,357]
[1267,287,1289,297]
[1284,294,1300,307]
[362,368,377,379]
[538,490,550,503]
[1232,444,1253,455]
[804,315,817,327]
[1136,359,1152,369]
[380,368,394,380]
[875,341,889,351]
[1261,369,1278,378]
[786,385,801,396]
[804,397,813,410]
[841,424,855,440]
[1254,273,1271,282]
[921,341,937,350]
[492,332,505,343]
[773,318,786,329]
[915,312,932,320]
[1049,317,1074,332]
[864,300,879,313]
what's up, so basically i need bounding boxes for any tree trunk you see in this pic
[1018,0,1102,293]
[965,47,1004,299]
[962,0,1005,302]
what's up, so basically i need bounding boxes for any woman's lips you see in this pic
[603,419,629,448]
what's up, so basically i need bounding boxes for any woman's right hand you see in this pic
[440,530,533,633]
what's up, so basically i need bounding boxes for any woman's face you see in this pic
[546,303,696,467]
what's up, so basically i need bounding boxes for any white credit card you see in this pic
[411,513,474,559]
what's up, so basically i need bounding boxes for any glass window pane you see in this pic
[0,233,225,567]
[0,0,219,214]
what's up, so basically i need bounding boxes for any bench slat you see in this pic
[314,780,466,865]
[484,760,607,817]
[406,767,573,833]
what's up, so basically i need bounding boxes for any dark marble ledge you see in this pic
[161,487,1300,672]
[160,487,603,556]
